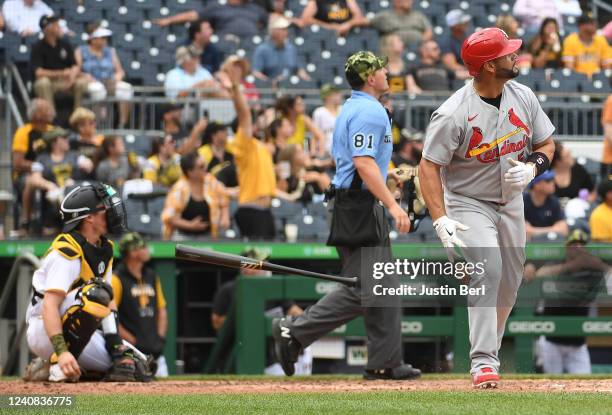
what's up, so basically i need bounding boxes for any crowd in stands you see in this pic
[1,0,611,244]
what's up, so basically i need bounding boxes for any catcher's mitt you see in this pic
[387,164,428,232]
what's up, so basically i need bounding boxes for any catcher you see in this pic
[24,183,153,382]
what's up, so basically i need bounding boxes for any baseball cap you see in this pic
[566,229,589,245]
[89,27,113,39]
[269,16,291,31]
[345,51,388,82]
[446,9,471,27]
[175,46,200,65]
[39,15,60,31]
[320,83,341,100]
[119,232,146,256]
[241,247,269,261]
[42,127,69,143]
[530,170,555,187]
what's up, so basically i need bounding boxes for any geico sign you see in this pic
[583,321,612,333]
[508,321,555,333]
[401,321,423,334]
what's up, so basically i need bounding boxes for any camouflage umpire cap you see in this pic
[119,232,146,256]
[345,51,388,81]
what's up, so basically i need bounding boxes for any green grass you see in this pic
[5,391,611,415]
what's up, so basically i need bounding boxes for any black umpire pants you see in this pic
[287,205,403,370]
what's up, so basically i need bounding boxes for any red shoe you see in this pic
[472,367,500,389]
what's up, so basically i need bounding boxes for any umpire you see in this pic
[272,51,420,380]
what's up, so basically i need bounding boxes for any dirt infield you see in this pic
[2,378,612,394]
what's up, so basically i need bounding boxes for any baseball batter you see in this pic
[418,28,556,388]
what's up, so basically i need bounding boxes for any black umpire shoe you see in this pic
[272,317,301,376]
[363,364,422,380]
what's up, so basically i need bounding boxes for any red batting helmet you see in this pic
[461,28,522,76]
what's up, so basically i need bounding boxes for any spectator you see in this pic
[379,34,409,93]
[267,117,294,161]
[406,39,455,94]
[22,128,93,235]
[112,232,168,378]
[590,177,612,242]
[562,14,612,77]
[188,19,222,74]
[512,0,562,36]
[164,46,217,99]
[32,15,89,113]
[95,135,136,188]
[2,0,53,37]
[275,95,325,155]
[158,104,209,156]
[154,0,268,39]
[161,151,230,239]
[143,135,182,188]
[524,170,569,240]
[221,58,277,239]
[439,9,472,75]
[496,15,532,69]
[551,141,594,201]
[197,122,237,186]
[391,129,423,167]
[252,16,310,82]
[528,17,563,69]
[601,92,612,179]
[11,98,54,183]
[312,84,342,154]
[276,144,330,202]
[368,0,432,47]
[523,229,609,374]
[68,107,104,160]
[296,0,367,36]
[75,23,133,128]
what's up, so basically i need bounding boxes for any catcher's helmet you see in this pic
[60,183,127,234]
[461,27,522,76]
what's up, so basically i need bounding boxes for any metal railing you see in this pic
[0,252,41,376]
[83,86,609,140]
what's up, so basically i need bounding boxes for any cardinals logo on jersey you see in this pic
[465,127,484,158]
[464,108,530,163]
[508,108,530,136]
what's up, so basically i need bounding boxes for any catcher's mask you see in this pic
[60,183,128,234]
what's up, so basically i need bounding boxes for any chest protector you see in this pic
[49,231,114,291]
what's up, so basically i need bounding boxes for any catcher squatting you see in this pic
[23,183,155,382]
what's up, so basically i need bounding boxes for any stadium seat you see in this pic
[124,134,153,157]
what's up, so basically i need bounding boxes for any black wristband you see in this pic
[526,151,550,177]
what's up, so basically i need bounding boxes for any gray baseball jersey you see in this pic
[422,79,555,375]
[423,80,555,203]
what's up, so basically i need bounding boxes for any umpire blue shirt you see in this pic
[331,90,393,189]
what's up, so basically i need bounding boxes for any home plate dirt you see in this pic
[2,379,612,394]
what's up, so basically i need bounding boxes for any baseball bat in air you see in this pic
[175,244,357,286]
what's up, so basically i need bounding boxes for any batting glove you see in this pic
[433,215,469,261]
[504,159,536,191]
